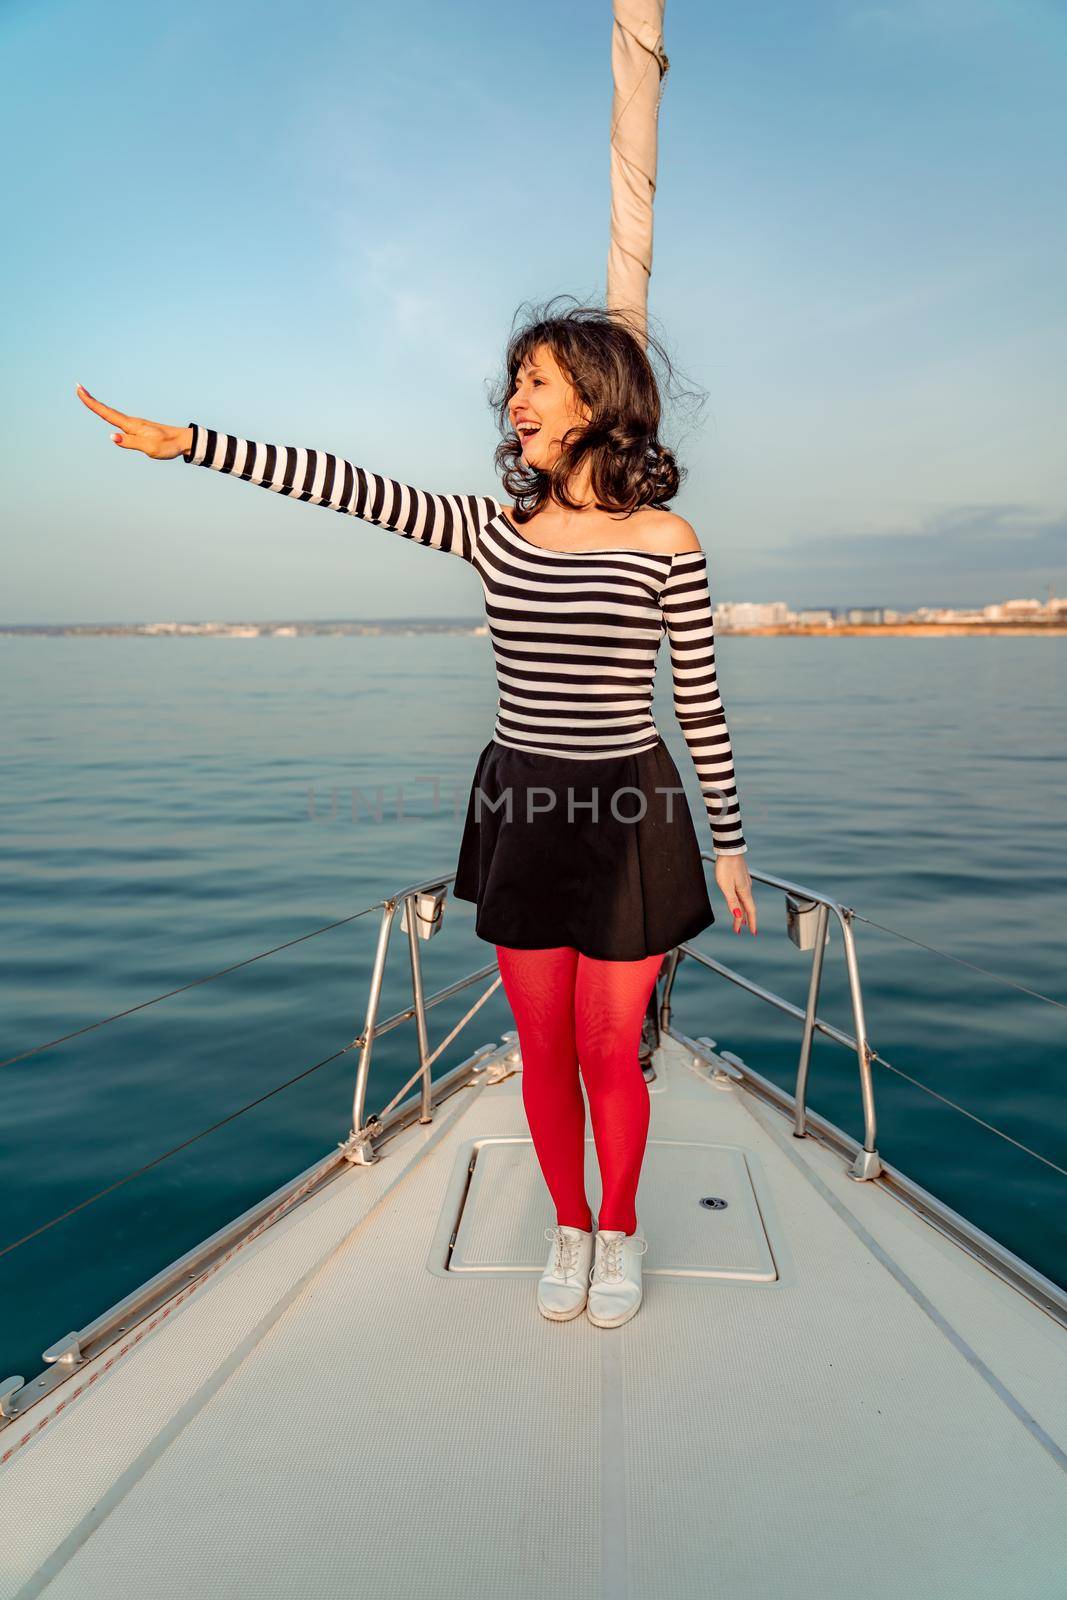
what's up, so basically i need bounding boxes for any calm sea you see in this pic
[2,632,1065,1379]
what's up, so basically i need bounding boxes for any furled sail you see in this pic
[607,0,670,344]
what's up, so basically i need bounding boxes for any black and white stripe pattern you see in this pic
[183,424,747,855]
[183,423,496,562]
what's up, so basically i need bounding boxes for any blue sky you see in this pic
[3,0,1064,622]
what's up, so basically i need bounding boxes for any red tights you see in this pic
[495,944,665,1236]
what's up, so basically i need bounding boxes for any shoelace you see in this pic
[590,1232,649,1284]
[544,1225,584,1282]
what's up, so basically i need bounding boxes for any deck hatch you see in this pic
[444,1137,777,1281]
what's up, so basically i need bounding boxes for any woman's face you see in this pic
[508,343,591,471]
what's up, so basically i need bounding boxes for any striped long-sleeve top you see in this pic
[182,424,748,855]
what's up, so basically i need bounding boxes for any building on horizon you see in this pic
[716,601,792,629]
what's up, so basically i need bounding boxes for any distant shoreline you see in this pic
[2,620,1066,640]
[0,619,491,639]
[725,622,1067,637]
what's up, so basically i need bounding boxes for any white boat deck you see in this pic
[2,1032,1065,1598]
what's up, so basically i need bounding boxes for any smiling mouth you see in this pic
[517,425,541,445]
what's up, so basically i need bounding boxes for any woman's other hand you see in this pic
[714,854,757,937]
[75,384,192,461]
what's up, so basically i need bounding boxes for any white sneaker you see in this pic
[586,1228,649,1328]
[537,1225,595,1321]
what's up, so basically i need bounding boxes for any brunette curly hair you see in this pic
[488,294,700,522]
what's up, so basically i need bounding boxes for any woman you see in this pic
[75,299,757,1331]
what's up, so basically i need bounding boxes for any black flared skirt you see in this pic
[452,736,715,961]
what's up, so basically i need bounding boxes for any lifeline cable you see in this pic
[0,902,382,1070]
[853,911,1067,1011]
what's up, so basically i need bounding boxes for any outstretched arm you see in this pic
[661,548,748,857]
[181,423,496,564]
[73,387,496,565]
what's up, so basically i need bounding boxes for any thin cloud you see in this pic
[742,502,1067,607]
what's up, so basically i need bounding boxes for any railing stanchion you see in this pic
[349,899,401,1155]
[658,947,682,1034]
[403,891,434,1125]
[837,904,881,1179]
[793,900,830,1138]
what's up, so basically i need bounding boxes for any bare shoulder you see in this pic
[498,501,702,554]
[642,508,702,554]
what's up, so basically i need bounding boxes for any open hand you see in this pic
[75,384,192,461]
[714,854,757,936]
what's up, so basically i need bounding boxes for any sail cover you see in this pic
[607,0,670,344]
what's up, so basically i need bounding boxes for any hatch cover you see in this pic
[444,1138,777,1281]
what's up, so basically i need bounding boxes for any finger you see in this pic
[75,384,138,430]
[110,425,149,451]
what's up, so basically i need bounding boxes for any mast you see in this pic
[607,0,670,345]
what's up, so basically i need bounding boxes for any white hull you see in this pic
[3,1029,1064,1597]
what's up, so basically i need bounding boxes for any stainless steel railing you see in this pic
[660,856,883,1181]
[0,880,515,1430]
[5,860,1066,1431]
[341,872,506,1162]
